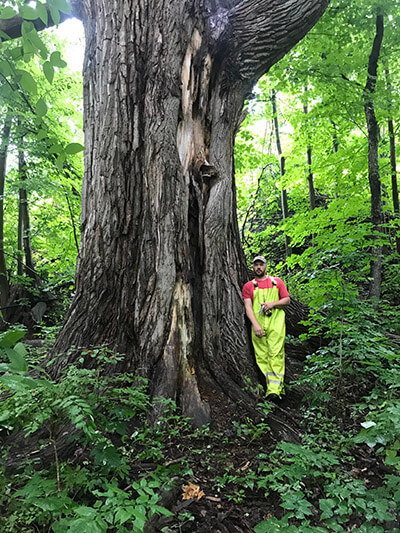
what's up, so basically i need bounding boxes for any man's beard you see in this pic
[254,269,265,278]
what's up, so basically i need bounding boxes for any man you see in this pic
[242,256,290,403]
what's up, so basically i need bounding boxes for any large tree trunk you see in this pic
[50,0,330,425]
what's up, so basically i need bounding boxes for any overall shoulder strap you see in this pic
[252,279,258,288]
[269,276,277,287]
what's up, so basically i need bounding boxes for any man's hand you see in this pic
[262,302,274,312]
[253,324,263,338]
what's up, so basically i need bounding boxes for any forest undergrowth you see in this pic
[0,295,399,533]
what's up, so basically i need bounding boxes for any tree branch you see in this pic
[220,0,330,85]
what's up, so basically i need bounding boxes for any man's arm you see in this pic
[244,298,263,338]
[262,296,290,312]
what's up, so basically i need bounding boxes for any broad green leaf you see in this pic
[0,60,11,76]
[21,20,35,36]
[52,0,71,15]
[0,30,11,40]
[50,50,67,68]
[18,69,38,94]
[10,47,23,60]
[36,97,48,117]
[56,153,66,170]
[37,128,48,140]
[22,38,35,61]
[14,342,28,358]
[43,61,54,83]
[0,409,11,422]
[7,348,28,373]
[62,518,106,533]
[26,27,48,59]
[1,7,17,19]
[49,6,60,25]
[74,506,97,519]
[49,143,63,154]
[20,6,38,20]
[65,143,84,155]
[36,3,48,25]
[0,329,26,348]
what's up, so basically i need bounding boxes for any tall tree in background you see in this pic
[303,86,316,210]
[0,115,11,312]
[271,88,291,258]
[383,60,400,255]
[364,12,384,299]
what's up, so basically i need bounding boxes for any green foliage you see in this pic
[0,336,186,531]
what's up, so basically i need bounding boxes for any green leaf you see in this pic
[14,342,28,358]
[26,27,48,59]
[0,60,11,77]
[65,143,84,155]
[7,348,28,373]
[74,506,97,519]
[49,6,60,25]
[18,69,38,94]
[21,20,35,36]
[36,3,48,25]
[1,7,17,19]
[56,153,66,171]
[50,50,67,68]
[43,61,54,83]
[49,143,63,154]
[52,0,71,14]
[10,47,23,60]
[62,518,107,533]
[37,128,48,140]
[20,6,38,20]
[36,97,48,117]
[0,329,26,348]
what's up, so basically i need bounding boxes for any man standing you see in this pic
[242,256,290,402]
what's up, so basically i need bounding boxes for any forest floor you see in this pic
[1,338,399,532]
[139,344,398,533]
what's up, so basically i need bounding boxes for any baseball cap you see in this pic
[252,256,266,264]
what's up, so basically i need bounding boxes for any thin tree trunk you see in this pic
[0,115,11,311]
[364,13,384,299]
[330,119,339,199]
[303,87,316,210]
[383,61,400,254]
[271,89,291,258]
[18,140,38,283]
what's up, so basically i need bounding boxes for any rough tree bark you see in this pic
[364,13,384,300]
[1,0,330,429]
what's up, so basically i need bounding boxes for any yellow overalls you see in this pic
[251,277,286,397]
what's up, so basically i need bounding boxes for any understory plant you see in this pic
[0,330,189,532]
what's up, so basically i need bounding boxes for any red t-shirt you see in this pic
[242,277,289,302]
